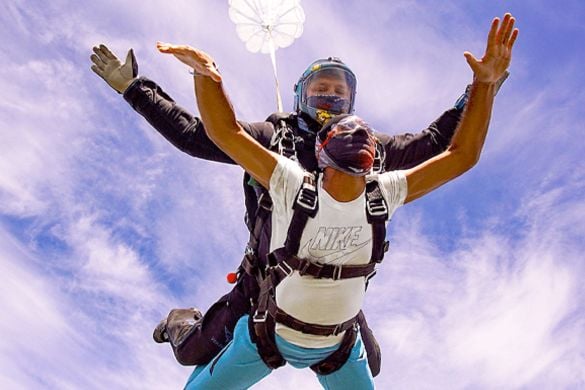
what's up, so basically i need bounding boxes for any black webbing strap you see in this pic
[251,273,286,369]
[239,191,273,280]
[268,114,298,160]
[366,180,390,263]
[266,296,358,336]
[268,248,377,282]
[310,323,358,375]
[372,141,386,173]
[283,173,318,255]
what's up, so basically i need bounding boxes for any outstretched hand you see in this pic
[465,13,519,84]
[156,42,222,82]
[90,45,138,93]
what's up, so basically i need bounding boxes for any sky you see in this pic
[1,0,584,389]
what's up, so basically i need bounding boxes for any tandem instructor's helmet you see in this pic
[294,57,357,124]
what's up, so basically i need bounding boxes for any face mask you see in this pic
[306,95,351,115]
[316,115,376,176]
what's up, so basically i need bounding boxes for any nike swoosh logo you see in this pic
[302,239,371,264]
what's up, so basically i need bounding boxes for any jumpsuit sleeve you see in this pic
[377,107,463,171]
[122,77,274,164]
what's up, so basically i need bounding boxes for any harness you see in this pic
[238,113,390,375]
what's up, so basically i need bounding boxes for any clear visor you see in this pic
[302,68,356,107]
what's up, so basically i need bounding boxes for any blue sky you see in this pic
[1,0,584,388]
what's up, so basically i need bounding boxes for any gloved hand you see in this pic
[90,44,138,94]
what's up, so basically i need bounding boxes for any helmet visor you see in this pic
[302,68,356,114]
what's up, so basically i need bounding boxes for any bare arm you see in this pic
[404,13,519,203]
[156,42,277,189]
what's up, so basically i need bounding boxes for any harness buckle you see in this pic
[298,259,312,276]
[366,197,388,218]
[276,261,293,277]
[296,182,318,212]
[253,311,268,323]
[332,265,343,281]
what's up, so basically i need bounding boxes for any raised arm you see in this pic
[156,43,278,189]
[379,71,509,171]
[90,44,274,164]
[404,13,518,203]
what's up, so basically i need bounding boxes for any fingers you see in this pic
[156,41,185,53]
[90,64,105,79]
[496,13,512,44]
[155,41,222,82]
[501,14,515,44]
[486,17,500,50]
[99,44,118,60]
[507,28,519,50]
[92,45,117,64]
[90,53,106,71]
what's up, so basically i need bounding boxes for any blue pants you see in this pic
[184,315,374,389]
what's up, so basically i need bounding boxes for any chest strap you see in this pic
[268,248,377,284]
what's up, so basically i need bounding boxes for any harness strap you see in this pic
[268,248,377,283]
[310,322,358,375]
[283,173,318,255]
[266,296,358,337]
[372,141,386,173]
[269,116,298,161]
[366,180,390,263]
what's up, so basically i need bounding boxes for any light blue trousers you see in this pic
[184,315,374,389]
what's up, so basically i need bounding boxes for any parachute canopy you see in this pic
[228,0,305,54]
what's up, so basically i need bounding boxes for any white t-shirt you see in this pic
[268,155,407,348]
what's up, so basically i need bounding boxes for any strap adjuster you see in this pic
[332,324,342,336]
[332,265,343,281]
[296,182,317,212]
[253,311,267,323]
[276,261,293,277]
[366,197,388,217]
[298,259,312,276]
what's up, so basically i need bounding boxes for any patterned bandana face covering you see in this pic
[315,115,376,176]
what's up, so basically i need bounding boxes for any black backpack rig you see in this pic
[238,112,390,375]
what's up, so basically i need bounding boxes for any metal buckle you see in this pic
[253,311,267,323]
[332,324,342,336]
[366,197,387,217]
[297,184,317,211]
[276,261,293,277]
[332,265,343,281]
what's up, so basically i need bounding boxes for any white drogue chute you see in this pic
[228,0,305,112]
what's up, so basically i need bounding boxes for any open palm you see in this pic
[465,13,519,84]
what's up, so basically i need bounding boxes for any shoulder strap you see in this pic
[283,172,318,256]
[365,179,390,263]
[372,139,386,173]
[266,112,298,160]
